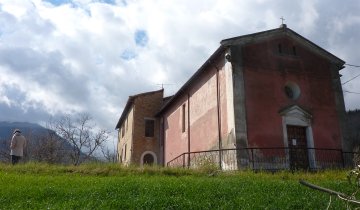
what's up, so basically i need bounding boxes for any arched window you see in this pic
[143,154,154,165]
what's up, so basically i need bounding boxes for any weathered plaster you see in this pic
[230,45,249,149]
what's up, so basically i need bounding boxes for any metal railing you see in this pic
[166,147,358,171]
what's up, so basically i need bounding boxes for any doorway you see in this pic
[143,154,154,165]
[287,125,309,170]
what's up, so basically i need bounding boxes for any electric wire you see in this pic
[342,73,360,85]
[342,63,360,94]
[344,90,360,94]
[345,63,360,68]
[342,63,360,85]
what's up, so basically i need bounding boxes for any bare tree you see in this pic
[28,129,70,164]
[100,141,118,163]
[49,113,109,165]
[0,139,10,163]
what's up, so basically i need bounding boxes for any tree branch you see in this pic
[299,180,360,205]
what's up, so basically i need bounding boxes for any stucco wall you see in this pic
[163,56,230,164]
[163,94,189,164]
[117,107,134,165]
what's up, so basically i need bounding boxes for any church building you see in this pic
[116,25,347,170]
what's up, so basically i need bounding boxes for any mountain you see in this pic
[0,121,45,142]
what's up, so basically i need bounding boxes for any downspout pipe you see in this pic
[160,117,165,166]
[187,93,191,168]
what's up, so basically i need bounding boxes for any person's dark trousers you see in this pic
[11,155,21,165]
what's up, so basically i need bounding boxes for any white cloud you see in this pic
[0,85,12,106]
[1,0,34,18]
[298,0,319,35]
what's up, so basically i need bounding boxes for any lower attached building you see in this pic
[115,89,165,166]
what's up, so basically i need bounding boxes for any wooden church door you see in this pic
[287,125,309,170]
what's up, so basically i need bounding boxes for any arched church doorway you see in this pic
[143,154,154,165]
[140,151,157,166]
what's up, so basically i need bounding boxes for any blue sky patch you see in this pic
[43,0,120,6]
[99,0,116,5]
[43,0,71,6]
[134,30,148,47]
[121,50,137,60]
[120,0,127,6]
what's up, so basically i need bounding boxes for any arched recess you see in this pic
[140,151,157,166]
[279,105,316,169]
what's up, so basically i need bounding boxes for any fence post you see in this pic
[188,153,190,168]
[341,149,345,168]
[183,154,185,168]
[251,148,255,169]
[219,149,222,170]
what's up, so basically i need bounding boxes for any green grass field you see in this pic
[0,163,357,209]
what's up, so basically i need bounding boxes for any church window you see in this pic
[278,44,282,53]
[121,125,125,137]
[145,118,155,137]
[285,86,293,98]
[293,46,297,55]
[182,104,186,132]
[284,82,301,100]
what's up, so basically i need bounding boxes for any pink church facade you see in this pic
[117,25,348,170]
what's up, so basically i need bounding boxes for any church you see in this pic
[116,24,348,170]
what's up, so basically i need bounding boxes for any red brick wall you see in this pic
[242,37,342,149]
[132,90,163,164]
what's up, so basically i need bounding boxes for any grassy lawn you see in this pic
[0,163,357,209]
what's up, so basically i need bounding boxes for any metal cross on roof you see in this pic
[280,16,285,24]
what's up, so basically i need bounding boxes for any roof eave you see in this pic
[115,97,134,130]
[221,27,345,70]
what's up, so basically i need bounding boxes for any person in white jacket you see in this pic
[10,129,26,165]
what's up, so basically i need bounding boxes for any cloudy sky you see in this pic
[0,0,360,146]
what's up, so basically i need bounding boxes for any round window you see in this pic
[284,82,300,100]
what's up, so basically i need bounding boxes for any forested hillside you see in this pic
[346,109,360,150]
[0,121,45,141]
